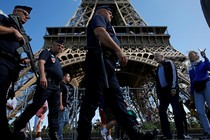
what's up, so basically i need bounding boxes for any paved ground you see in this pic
[24,128,208,140]
[27,133,204,140]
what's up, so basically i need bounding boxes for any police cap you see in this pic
[96,5,113,12]
[14,5,32,14]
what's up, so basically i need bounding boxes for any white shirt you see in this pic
[6,97,17,118]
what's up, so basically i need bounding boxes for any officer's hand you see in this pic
[11,27,25,44]
[116,50,128,66]
[20,58,30,64]
[40,76,48,89]
[60,105,64,111]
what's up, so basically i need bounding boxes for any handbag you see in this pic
[193,79,208,92]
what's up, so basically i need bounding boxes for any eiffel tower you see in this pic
[10,0,193,129]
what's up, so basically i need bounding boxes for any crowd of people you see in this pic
[1,2,210,140]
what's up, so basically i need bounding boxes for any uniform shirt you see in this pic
[87,14,120,49]
[86,14,121,62]
[38,49,63,81]
[0,14,21,58]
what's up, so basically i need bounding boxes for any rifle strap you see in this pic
[11,79,15,95]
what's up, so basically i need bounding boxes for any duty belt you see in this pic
[103,50,117,61]
[47,77,60,85]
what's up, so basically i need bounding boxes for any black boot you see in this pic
[12,122,28,140]
[135,128,159,140]
[12,131,28,140]
[143,129,159,140]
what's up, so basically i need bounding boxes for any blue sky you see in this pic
[1,0,210,57]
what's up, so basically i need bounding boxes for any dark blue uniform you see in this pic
[0,14,24,138]
[77,13,143,140]
[14,49,63,139]
[201,0,210,28]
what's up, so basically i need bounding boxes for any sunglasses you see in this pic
[15,9,30,19]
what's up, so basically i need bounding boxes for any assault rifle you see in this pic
[8,14,39,78]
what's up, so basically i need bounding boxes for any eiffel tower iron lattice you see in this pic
[10,0,197,132]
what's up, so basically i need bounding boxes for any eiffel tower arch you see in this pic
[11,0,194,129]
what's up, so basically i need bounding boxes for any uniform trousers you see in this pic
[0,58,17,139]
[77,51,140,140]
[14,80,60,138]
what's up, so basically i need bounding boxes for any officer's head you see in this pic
[13,5,32,24]
[52,39,65,55]
[95,5,113,22]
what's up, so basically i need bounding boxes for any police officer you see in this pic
[200,0,210,28]
[13,39,65,140]
[77,5,156,140]
[0,5,32,139]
